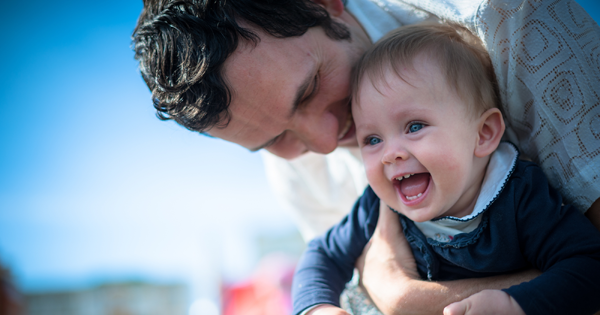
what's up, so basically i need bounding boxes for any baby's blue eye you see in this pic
[409,123,424,133]
[368,137,382,145]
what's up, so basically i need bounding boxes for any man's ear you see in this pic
[312,0,345,17]
[474,108,505,158]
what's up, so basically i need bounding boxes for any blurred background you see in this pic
[0,1,598,314]
[0,1,304,314]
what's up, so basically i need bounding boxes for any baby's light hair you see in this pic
[351,23,499,116]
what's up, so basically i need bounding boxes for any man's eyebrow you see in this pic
[249,67,316,152]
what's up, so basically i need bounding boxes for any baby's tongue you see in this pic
[400,173,430,197]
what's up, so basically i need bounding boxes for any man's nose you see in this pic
[295,113,339,154]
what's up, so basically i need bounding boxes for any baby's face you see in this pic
[353,55,486,221]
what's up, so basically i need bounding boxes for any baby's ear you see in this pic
[474,108,505,158]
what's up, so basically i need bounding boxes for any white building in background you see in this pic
[24,281,188,315]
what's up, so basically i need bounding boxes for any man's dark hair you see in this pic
[132,0,351,132]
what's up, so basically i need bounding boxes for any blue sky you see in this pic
[0,0,598,304]
[0,0,295,301]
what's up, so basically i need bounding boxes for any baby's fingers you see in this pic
[443,300,468,315]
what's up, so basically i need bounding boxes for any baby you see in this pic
[292,23,600,315]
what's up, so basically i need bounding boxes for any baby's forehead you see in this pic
[352,64,475,116]
[361,53,439,86]
[350,25,496,118]
[356,59,442,97]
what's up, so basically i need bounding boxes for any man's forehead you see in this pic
[217,33,317,149]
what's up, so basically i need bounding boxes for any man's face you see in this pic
[209,12,371,159]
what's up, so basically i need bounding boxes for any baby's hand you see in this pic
[306,304,351,315]
[443,289,525,315]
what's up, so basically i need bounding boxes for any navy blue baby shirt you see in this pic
[292,159,600,315]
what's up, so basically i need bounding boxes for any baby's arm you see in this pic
[358,203,539,315]
[444,290,524,315]
[497,163,600,314]
[306,305,351,315]
[292,187,381,315]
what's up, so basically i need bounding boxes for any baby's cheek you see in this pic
[439,158,463,172]
[429,152,466,186]
[364,165,385,189]
[364,165,392,198]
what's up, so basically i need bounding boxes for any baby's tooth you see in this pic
[405,193,423,201]
[397,173,417,181]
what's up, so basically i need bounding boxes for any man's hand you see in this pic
[355,201,420,315]
[356,201,419,281]
[443,290,525,315]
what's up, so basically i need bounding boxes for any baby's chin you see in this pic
[393,205,440,222]
[406,213,437,223]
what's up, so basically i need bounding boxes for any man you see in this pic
[132,0,600,314]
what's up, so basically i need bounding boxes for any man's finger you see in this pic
[355,238,371,273]
[375,201,402,238]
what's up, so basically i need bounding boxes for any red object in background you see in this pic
[222,254,295,315]
[0,264,22,315]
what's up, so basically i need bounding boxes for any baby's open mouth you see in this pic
[395,173,431,200]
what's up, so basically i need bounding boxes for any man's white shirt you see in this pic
[264,0,600,242]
